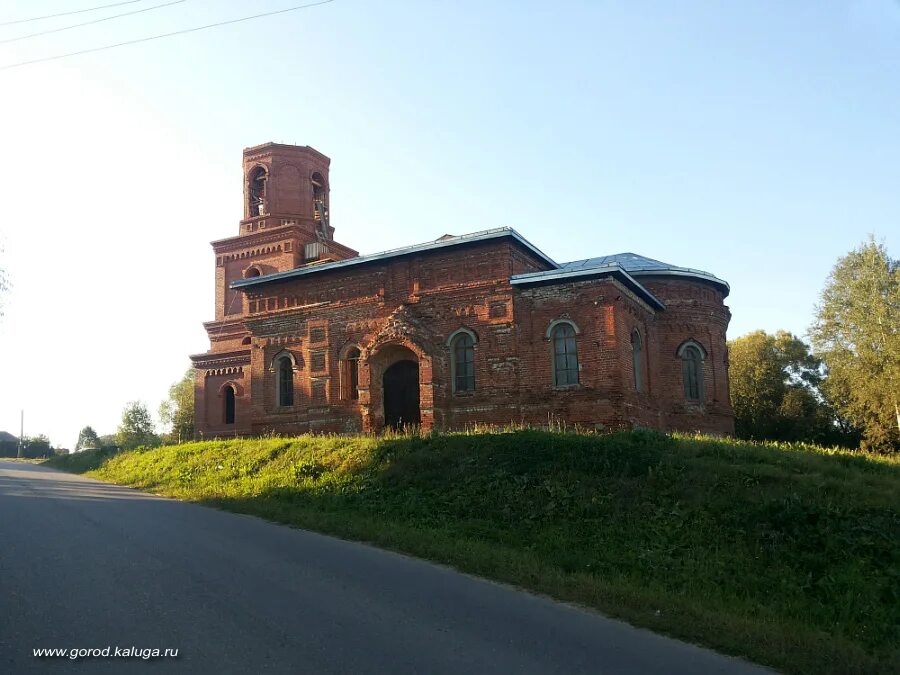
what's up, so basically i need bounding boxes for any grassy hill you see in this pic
[47,430,899,674]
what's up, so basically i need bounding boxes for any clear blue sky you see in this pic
[0,1,897,447]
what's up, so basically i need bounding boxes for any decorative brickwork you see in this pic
[191,144,734,438]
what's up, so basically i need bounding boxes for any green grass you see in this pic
[45,430,899,674]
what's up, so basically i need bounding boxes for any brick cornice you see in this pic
[203,318,249,341]
[189,349,251,368]
[211,223,308,253]
[243,143,330,164]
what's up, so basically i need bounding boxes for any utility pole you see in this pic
[16,409,23,458]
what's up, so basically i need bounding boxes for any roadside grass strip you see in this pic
[46,430,900,675]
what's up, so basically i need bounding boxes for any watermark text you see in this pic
[34,646,179,661]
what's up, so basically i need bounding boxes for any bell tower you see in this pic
[192,141,359,440]
[240,143,337,241]
[208,142,358,322]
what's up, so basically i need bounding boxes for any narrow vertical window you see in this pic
[224,385,236,424]
[451,333,475,392]
[631,329,643,392]
[552,323,579,386]
[681,345,703,401]
[342,347,360,401]
[278,356,294,407]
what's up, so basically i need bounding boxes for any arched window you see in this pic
[631,329,643,392]
[223,385,236,424]
[241,336,251,346]
[450,332,475,392]
[678,341,705,401]
[551,322,579,386]
[244,266,261,279]
[249,166,267,217]
[276,356,294,407]
[341,347,360,401]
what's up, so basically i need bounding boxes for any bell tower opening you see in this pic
[311,171,328,237]
[248,166,267,217]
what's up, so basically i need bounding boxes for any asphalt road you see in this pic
[0,460,772,674]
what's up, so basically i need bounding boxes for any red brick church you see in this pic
[191,143,734,437]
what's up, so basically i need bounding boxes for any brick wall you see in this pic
[193,238,733,437]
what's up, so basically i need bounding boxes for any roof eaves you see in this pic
[628,268,730,294]
[510,263,666,310]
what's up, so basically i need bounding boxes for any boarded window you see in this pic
[552,323,579,386]
[341,347,360,401]
[310,351,326,372]
[632,330,643,392]
[311,380,326,401]
[681,345,703,401]
[451,333,475,392]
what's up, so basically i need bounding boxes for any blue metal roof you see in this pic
[230,229,728,301]
[559,252,730,294]
[231,227,556,289]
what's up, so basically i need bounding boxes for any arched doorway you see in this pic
[382,360,420,430]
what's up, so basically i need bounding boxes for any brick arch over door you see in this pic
[360,339,434,432]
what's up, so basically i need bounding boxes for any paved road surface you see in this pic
[0,460,771,674]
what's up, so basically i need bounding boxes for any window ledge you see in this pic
[552,383,582,391]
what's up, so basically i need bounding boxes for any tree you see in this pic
[158,369,195,444]
[728,330,852,444]
[116,401,159,450]
[97,434,118,449]
[75,426,101,452]
[810,238,899,452]
[22,435,53,459]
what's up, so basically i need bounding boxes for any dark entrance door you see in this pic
[382,360,420,430]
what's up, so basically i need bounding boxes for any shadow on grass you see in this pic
[44,447,119,473]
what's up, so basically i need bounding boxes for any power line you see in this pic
[1,0,335,70]
[0,0,187,45]
[0,1,146,27]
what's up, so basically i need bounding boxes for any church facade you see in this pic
[190,143,734,437]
